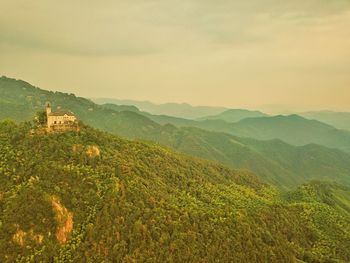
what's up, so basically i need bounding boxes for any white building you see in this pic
[46,103,77,129]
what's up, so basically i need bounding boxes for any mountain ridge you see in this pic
[197,108,268,123]
[300,110,350,131]
[1,76,350,190]
[92,97,227,119]
[0,120,349,262]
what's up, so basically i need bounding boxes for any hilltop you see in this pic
[0,76,162,139]
[2,76,350,190]
[0,121,349,262]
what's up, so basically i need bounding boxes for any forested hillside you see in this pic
[157,127,350,189]
[100,99,350,155]
[0,76,166,139]
[2,76,350,189]
[0,121,349,262]
[208,115,350,154]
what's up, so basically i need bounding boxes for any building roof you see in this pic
[48,111,75,117]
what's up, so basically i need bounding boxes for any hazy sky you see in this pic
[1,0,350,111]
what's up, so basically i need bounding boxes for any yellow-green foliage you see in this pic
[0,121,349,262]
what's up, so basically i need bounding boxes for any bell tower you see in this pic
[46,102,52,115]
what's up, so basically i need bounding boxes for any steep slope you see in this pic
[100,105,350,188]
[300,111,350,131]
[156,127,350,189]
[102,103,197,127]
[238,137,350,187]
[0,76,163,139]
[102,101,350,155]
[2,76,350,189]
[198,109,268,123]
[0,121,349,262]
[223,115,350,154]
[285,181,350,216]
[100,103,140,113]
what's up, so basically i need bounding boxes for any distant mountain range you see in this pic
[89,103,350,188]
[300,111,350,131]
[198,109,268,122]
[95,98,350,132]
[210,115,350,154]
[99,99,350,154]
[1,76,350,189]
[156,127,350,189]
[92,98,227,119]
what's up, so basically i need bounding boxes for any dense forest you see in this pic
[2,0,350,261]
[1,76,350,189]
[0,120,349,262]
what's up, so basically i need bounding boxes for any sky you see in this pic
[1,0,350,112]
